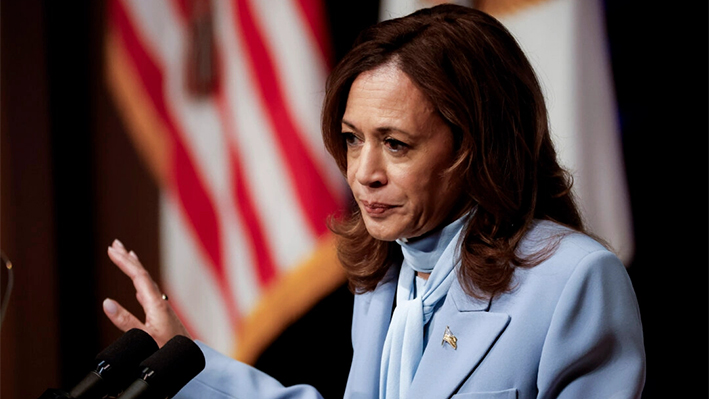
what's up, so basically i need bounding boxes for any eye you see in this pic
[384,138,408,153]
[342,132,361,148]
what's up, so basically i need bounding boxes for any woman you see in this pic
[104,4,645,398]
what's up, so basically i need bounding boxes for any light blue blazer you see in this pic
[175,221,646,399]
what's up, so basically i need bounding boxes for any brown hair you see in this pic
[322,4,585,298]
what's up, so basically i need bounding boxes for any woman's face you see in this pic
[342,64,462,241]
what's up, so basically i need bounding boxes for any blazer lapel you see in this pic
[409,278,511,399]
[345,266,398,399]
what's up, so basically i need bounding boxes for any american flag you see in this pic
[105,0,347,363]
[106,0,633,366]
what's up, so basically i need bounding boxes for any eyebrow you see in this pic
[341,119,415,138]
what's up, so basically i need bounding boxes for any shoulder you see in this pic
[517,220,622,279]
[490,221,642,342]
[489,220,630,312]
[512,222,646,396]
[519,219,609,258]
[449,221,645,396]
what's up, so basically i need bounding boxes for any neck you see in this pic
[416,271,430,280]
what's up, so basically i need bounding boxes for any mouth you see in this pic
[360,200,398,216]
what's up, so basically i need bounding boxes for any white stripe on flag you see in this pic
[379,0,472,20]
[161,194,235,354]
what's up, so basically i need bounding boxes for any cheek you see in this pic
[345,160,356,188]
[400,166,454,211]
[391,168,429,204]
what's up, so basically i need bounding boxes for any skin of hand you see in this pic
[103,239,191,347]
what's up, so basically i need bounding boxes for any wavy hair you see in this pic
[322,4,585,298]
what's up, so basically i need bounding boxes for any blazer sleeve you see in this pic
[536,249,646,399]
[173,341,324,399]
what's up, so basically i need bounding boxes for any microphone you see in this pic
[38,328,159,399]
[118,335,205,399]
[69,328,160,398]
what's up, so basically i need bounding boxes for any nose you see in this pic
[354,143,387,188]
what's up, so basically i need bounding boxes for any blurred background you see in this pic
[1,0,706,398]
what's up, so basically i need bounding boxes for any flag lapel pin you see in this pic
[442,326,457,350]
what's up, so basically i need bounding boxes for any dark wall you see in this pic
[1,1,706,398]
[1,2,61,397]
[604,1,708,396]
[1,1,161,398]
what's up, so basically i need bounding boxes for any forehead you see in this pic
[343,64,437,131]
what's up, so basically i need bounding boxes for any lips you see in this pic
[360,200,398,216]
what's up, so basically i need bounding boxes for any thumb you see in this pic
[103,298,145,333]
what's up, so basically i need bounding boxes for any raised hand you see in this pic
[103,239,191,347]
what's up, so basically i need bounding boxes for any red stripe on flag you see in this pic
[169,0,279,286]
[234,0,341,238]
[226,143,278,285]
[293,0,333,67]
[173,0,189,18]
[218,91,279,286]
[110,0,241,326]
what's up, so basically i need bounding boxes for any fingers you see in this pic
[105,239,192,346]
[107,241,163,308]
[108,239,148,279]
[103,297,145,333]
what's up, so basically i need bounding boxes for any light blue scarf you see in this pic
[379,216,467,399]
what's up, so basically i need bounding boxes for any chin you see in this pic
[362,218,402,242]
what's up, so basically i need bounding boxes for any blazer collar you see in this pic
[448,277,493,312]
